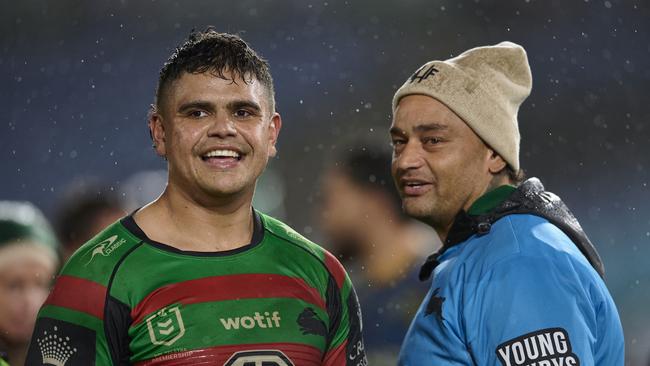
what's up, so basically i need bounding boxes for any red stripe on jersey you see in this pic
[323,250,346,289]
[134,342,322,366]
[44,275,106,319]
[131,274,326,325]
[323,341,348,366]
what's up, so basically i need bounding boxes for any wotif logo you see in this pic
[85,235,126,265]
[220,311,281,330]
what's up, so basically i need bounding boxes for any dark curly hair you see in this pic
[507,166,526,185]
[155,27,275,113]
[335,145,407,221]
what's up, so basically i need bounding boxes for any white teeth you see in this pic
[204,149,240,158]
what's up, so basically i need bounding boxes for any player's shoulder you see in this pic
[502,214,589,262]
[61,217,143,283]
[260,212,324,257]
[463,214,596,279]
[259,212,349,285]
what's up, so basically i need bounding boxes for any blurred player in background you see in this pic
[55,186,125,261]
[390,42,624,365]
[0,201,59,366]
[320,145,437,365]
[27,29,366,365]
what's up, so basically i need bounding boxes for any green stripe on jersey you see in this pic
[128,298,328,362]
[261,213,327,263]
[38,305,104,331]
[109,221,331,309]
[330,276,354,351]
[60,219,143,285]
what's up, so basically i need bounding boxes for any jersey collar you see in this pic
[120,208,264,257]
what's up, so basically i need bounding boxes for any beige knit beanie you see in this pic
[392,41,532,171]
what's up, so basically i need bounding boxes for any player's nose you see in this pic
[207,114,237,138]
[395,142,425,172]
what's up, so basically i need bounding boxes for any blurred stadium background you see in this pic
[2,0,649,364]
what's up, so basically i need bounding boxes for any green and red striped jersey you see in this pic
[26,211,367,365]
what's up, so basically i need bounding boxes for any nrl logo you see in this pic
[85,235,126,266]
[146,306,186,346]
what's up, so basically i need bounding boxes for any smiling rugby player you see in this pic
[26,28,366,366]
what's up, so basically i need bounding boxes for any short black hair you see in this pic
[155,27,275,113]
[55,189,123,251]
[506,166,526,185]
[335,145,405,219]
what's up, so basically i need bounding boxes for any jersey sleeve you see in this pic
[463,254,624,366]
[25,274,113,365]
[25,225,139,365]
[322,251,367,366]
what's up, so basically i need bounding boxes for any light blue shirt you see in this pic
[398,214,624,366]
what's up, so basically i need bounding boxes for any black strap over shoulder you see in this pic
[419,178,605,281]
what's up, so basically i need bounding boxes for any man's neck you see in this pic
[434,176,514,242]
[467,184,516,215]
[134,185,255,252]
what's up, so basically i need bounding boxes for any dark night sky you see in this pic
[2,0,649,363]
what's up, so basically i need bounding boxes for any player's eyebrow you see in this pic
[413,123,448,133]
[226,100,262,114]
[389,126,407,137]
[177,100,215,114]
[389,123,448,137]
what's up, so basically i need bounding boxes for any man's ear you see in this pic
[487,149,507,174]
[148,107,167,158]
[267,112,282,158]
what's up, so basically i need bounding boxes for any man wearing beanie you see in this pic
[0,201,59,366]
[390,42,624,365]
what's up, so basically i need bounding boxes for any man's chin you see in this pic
[403,199,450,223]
[202,185,247,198]
[402,201,434,221]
